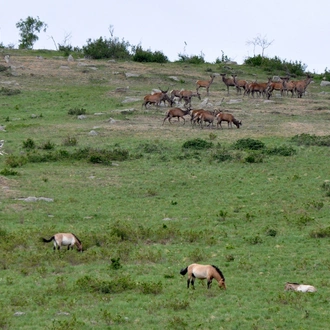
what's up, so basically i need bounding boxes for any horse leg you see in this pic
[191,278,195,289]
[207,279,212,289]
[187,279,190,289]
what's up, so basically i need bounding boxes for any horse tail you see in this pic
[42,236,54,243]
[180,267,188,276]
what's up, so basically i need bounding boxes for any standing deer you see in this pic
[162,107,191,125]
[233,76,248,94]
[220,74,236,95]
[295,74,313,98]
[196,74,215,95]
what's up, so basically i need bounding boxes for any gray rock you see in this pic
[320,81,330,87]
[125,72,140,78]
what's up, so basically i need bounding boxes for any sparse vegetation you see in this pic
[0,50,329,330]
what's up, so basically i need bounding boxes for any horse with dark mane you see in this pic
[42,233,83,252]
[180,263,226,290]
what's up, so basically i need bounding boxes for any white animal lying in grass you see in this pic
[285,282,317,292]
[0,140,6,156]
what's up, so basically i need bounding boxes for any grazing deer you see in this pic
[162,107,191,125]
[142,87,172,108]
[220,74,236,95]
[196,74,215,95]
[216,112,242,129]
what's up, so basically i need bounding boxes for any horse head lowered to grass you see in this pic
[42,233,83,252]
[180,263,226,290]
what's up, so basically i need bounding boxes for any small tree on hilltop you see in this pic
[16,16,48,49]
[246,34,274,57]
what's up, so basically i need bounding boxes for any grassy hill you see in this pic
[0,50,330,329]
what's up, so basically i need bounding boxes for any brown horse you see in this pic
[42,233,83,252]
[180,263,226,290]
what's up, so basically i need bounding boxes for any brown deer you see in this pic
[233,76,248,94]
[266,78,284,99]
[295,74,313,98]
[142,87,172,108]
[220,74,237,95]
[196,74,215,95]
[247,78,272,98]
[162,107,191,125]
[281,77,296,97]
[216,112,242,129]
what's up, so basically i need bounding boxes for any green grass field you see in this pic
[0,50,330,329]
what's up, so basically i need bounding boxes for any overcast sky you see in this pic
[1,0,329,73]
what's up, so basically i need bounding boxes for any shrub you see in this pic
[182,138,213,150]
[245,152,264,163]
[291,133,330,146]
[321,181,330,197]
[265,145,296,156]
[22,138,36,150]
[177,53,205,64]
[245,235,263,245]
[132,45,168,63]
[40,140,55,150]
[83,36,131,60]
[310,226,330,238]
[62,136,78,146]
[0,87,21,96]
[68,107,86,115]
[266,229,277,237]
[211,150,233,162]
[5,155,27,168]
[234,138,265,150]
[110,257,122,270]
[244,55,306,76]
[0,168,19,176]
[139,281,163,294]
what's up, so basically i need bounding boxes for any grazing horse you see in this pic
[285,282,316,292]
[42,233,83,252]
[180,263,226,290]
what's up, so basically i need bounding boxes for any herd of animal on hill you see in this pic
[142,73,313,129]
[42,232,317,293]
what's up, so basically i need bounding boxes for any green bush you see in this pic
[265,145,296,156]
[132,45,168,63]
[244,55,306,76]
[182,138,213,150]
[62,136,78,146]
[291,133,330,146]
[234,138,265,150]
[0,87,21,96]
[82,36,131,60]
[5,155,28,168]
[177,53,205,64]
[22,138,36,150]
[68,107,86,115]
[310,226,330,238]
[140,281,163,294]
[0,168,19,176]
